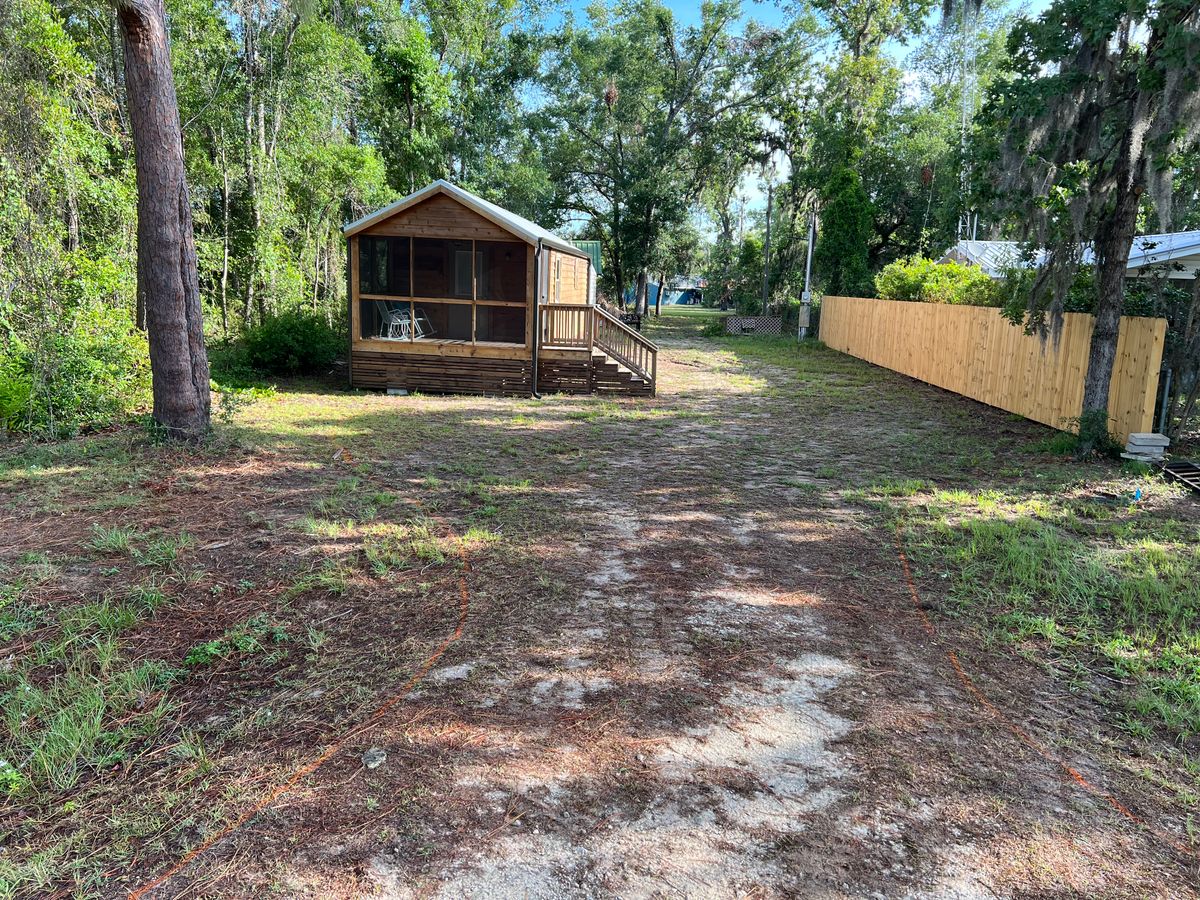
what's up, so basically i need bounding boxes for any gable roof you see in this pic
[940,231,1200,280]
[343,180,585,258]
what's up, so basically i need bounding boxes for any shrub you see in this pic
[0,359,33,432]
[875,256,1003,307]
[1,303,151,437]
[243,310,343,376]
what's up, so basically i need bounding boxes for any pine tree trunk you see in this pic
[117,0,210,440]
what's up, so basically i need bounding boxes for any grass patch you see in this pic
[87,524,140,555]
[0,639,179,793]
[184,614,289,668]
[903,484,1200,739]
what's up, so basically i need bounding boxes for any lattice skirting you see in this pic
[724,316,783,336]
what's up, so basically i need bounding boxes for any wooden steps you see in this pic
[590,352,653,396]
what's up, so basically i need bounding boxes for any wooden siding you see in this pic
[545,249,589,304]
[352,350,531,395]
[351,347,650,397]
[362,193,515,241]
[819,295,1167,441]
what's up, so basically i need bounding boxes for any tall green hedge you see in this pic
[815,168,873,297]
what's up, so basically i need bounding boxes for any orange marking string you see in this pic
[127,533,473,899]
[892,527,1197,860]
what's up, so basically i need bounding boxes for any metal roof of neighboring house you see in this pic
[940,231,1200,280]
[571,240,603,275]
[342,180,585,258]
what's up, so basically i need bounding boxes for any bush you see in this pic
[875,256,1003,307]
[0,359,33,432]
[243,310,343,376]
[1,304,151,437]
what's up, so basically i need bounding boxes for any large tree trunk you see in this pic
[1081,163,1142,434]
[117,0,210,440]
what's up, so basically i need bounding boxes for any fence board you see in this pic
[819,296,1167,441]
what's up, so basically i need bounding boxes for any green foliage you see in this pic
[913,497,1200,738]
[875,256,1003,306]
[243,311,343,377]
[0,305,150,437]
[540,0,800,300]
[0,757,27,797]
[973,0,1200,423]
[184,614,289,668]
[814,168,874,297]
[1072,409,1123,458]
[371,17,451,191]
[0,360,33,432]
[704,235,770,313]
[1,637,179,793]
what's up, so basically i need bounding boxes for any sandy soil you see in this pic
[5,319,1198,898]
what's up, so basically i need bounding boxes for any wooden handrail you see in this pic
[539,304,592,349]
[593,306,659,351]
[537,303,658,392]
[592,306,657,384]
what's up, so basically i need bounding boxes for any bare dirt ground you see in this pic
[3,316,1199,898]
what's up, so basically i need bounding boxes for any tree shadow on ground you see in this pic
[0,330,1195,897]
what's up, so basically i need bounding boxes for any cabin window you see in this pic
[358,236,410,296]
[475,305,526,344]
[477,241,527,302]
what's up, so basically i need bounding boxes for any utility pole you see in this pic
[799,211,815,340]
[761,180,774,316]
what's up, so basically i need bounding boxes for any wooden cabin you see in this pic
[343,181,656,397]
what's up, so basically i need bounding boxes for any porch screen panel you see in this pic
[477,241,527,302]
[413,302,472,341]
[475,305,526,344]
[414,238,473,298]
[358,236,410,295]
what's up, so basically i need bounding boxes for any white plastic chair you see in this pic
[412,307,435,338]
[382,308,411,340]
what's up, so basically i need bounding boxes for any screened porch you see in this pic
[357,235,529,347]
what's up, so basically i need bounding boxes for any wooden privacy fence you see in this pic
[819,296,1167,441]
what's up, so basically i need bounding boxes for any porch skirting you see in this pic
[350,348,651,398]
[351,350,533,396]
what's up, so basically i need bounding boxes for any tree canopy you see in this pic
[0,0,1197,436]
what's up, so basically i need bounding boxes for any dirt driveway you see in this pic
[3,317,1197,898]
